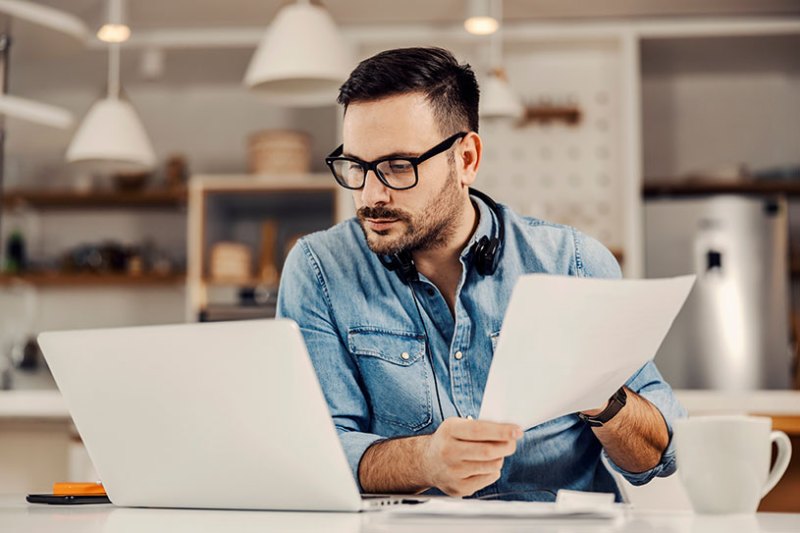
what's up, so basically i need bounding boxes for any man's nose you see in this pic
[360,169,391,207]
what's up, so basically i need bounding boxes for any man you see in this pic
[277,47,685,500]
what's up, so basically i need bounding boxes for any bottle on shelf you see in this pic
[4,229,27,274]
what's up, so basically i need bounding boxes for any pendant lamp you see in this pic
[477,0,523,120]
[66,40,156,171]
[244,0,352,107]
[0,0,88,128]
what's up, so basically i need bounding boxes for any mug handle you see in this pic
[762,431,792,497]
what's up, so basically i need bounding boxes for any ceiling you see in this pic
[6,0,800,90]
[21,0,800,28]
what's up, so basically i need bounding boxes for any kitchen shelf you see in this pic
[198,305,276,322]
[1,188,187,209]
[202,277,279,287]
[0,272,186,287]
[643,179,800,198]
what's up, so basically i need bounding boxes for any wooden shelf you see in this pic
[198,305,276,322]
[202,277,279,287]
[643,179,800,198]
[1,188,187,209]
[0,272,186,287]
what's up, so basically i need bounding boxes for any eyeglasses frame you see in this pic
[324,131,469,191]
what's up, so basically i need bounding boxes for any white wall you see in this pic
[641,34,800,180]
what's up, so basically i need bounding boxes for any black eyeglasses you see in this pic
[325,131,468,191]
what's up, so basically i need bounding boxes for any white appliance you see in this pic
[645,195,792,389]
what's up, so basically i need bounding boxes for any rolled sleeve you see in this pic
[603,360,687,486]
[277,239,384,491]
[338,430,385,490]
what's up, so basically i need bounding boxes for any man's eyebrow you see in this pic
[341,149,419,160]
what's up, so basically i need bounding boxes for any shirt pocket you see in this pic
[348,327,432,432]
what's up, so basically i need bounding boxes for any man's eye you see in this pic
[389,162,413,172]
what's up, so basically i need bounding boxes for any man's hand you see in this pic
[422,418,524,497]
[358,417,523,497]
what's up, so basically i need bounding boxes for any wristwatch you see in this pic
[578,387,628,427]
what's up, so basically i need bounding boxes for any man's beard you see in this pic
[357,167,464,257]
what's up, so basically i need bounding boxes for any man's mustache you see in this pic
[357,206,410,222]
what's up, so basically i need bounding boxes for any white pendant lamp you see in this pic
[480,68,523,120]
[66,40,156,171]
[0,0,89,43]
[244,0,352,107]
[0,1,88,129]
[477,0,523,120]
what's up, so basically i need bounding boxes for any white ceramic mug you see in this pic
[674,415,792,514]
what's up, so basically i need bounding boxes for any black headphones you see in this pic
[377,188,504,284]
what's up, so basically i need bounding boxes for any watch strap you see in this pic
[578,387,628,427]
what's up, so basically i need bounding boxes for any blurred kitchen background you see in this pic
[0,0,799,511]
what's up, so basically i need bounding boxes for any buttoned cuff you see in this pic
[337,429,386,492]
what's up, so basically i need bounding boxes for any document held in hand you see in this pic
[479,274,695,430]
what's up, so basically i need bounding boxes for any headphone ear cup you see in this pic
[377,251,417,284]
[473,236,500,276]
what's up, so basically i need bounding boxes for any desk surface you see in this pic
[1,496,799,533]
[3,389,800,420]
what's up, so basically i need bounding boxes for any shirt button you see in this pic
[466,415,474,420]
[455,351,463,360]
[401,352,410,360]
[426,288,435,296]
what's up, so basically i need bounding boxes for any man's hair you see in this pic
[337,47,480,134]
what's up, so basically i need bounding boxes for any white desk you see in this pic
[1,497,799,533]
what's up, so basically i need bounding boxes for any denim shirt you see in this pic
[276,194,686,501]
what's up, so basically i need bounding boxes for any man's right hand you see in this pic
[421,418,523,497]
[358,417,523,497]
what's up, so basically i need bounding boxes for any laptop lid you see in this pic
[38,319,363,512]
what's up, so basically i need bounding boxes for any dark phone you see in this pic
[26,494,111,505]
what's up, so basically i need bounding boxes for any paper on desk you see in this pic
[385,490,622,520]
[479,274,695,430]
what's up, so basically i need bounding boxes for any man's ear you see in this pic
[458,132,482,187]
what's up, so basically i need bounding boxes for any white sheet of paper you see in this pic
[385,490,621,520]
[478,274,695,430]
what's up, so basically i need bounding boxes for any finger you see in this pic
[453,458,504,478]
[458,472,502,497]
[447,439,517,461]
[448,418,523,442]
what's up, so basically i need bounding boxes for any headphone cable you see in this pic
[408,281,447,423]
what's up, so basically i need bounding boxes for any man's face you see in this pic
[342,92,467,256]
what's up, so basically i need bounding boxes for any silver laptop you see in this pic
[39,319,421,511]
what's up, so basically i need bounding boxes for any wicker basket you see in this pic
[248,130,311,175]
